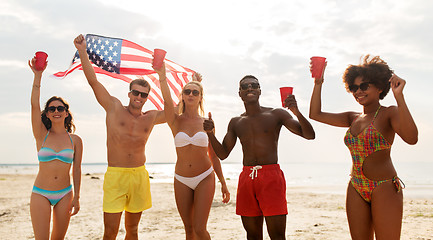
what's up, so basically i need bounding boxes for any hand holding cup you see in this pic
[34,51,48,71]
[279,87,293,107]
[310,56,326,82]
[152,48,167,70]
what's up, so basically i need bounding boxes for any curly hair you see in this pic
[343,55,393,99]
[178,81,205,117]
[41,96,76,133]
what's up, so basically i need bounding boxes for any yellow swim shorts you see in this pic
[103,165,151,213]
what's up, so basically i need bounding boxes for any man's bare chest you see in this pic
[107,114,153,135]
[235,117,280,138]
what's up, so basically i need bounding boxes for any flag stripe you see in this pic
[121,54,152,63]
[121,47,153,59]
[119,68,155,75]
[147,75,165,104]
[122,39,153,55]
[92,67,132,83]
[52,62,82,78]
[167,75,181,97]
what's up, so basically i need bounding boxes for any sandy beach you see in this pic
[0,173,432,239]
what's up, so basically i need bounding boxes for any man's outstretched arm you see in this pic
[203,113,237,160]
[281,94,315,139]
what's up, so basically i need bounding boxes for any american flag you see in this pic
[53,34,195,110]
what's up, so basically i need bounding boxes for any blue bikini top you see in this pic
[37,131,74,164]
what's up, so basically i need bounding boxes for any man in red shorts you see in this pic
[203,75,315,239]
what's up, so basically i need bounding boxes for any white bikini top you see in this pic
[174,131,208,148]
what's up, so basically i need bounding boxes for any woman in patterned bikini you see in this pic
[29,56,83,239]
[309,55,418,239]
[154,62,230,239]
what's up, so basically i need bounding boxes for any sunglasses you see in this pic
[47,106,66,113]
[349,82,371,93]
[240,82,260,90]
[130,89,149,98]
[183,89,200,96]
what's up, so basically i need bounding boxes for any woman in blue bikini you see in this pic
[154,63,230,239]
[29,57,83,239]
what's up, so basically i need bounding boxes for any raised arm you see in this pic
[282,95,315,139]
[203,113,238,160]
[309,65,356,127]
[74,34,115,111]
[29,58,47,143]
[70,134,83,216]
[153,62,176,127]
[388,74,418,144]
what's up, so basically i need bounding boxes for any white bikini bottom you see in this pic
[175,166,214,190]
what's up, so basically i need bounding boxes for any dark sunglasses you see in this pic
[240,82,260,90]
[183,89,200,96]
[349,82,371,93]
[130,89,149,98]
[47,106,66,113]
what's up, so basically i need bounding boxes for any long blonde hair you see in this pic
[178,81,205,117]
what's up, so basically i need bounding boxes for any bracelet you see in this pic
[33,84,41,88]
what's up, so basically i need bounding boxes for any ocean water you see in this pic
[1,161,432,198]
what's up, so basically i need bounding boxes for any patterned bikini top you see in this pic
[174,131,208,148]
[38,131,74,164]
[344,106,391,164]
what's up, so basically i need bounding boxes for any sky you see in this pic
[1,0,432,166]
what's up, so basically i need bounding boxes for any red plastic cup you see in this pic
[153,48,167,69]
[34,51,48,71]
[280,87,293,107]
[310,56,326,79]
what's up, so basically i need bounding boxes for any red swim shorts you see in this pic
[236,164,288,217]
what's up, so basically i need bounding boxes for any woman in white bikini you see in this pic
[29,57,83,239]
[154,63,230,239]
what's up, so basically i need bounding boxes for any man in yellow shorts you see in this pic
[74,35,166,240]
[103,166,152,214]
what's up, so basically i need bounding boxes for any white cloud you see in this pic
[0,112,30,129]
[0,60,26,68]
